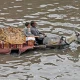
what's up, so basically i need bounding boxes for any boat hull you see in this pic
[0,44,69,55]
[0,45,34,55]
[0,48,10,54]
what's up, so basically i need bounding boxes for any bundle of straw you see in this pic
[0,27,26,44]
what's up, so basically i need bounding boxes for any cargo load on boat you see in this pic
[0,27,26,48]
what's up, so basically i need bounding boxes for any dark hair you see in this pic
[25,22,29,26]
[30,21,35,26]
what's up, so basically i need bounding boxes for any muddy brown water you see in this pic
[0,0,80,80]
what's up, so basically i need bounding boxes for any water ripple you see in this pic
[0,0,80,80]
[47,14,67,19]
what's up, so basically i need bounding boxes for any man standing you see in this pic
[30,21,46,44]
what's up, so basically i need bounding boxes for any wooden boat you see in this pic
[0,33,77,55]
[0,40,69,55]
[0,27,80,55]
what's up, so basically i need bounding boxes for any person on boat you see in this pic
[23,22,33,36]
[23,22,35,44]
[30,21,46,44]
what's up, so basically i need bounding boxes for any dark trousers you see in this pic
[36,38,44,45]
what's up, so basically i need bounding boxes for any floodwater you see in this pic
[0,0,80,80]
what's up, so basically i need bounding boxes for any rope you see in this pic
[59,36,69,45]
